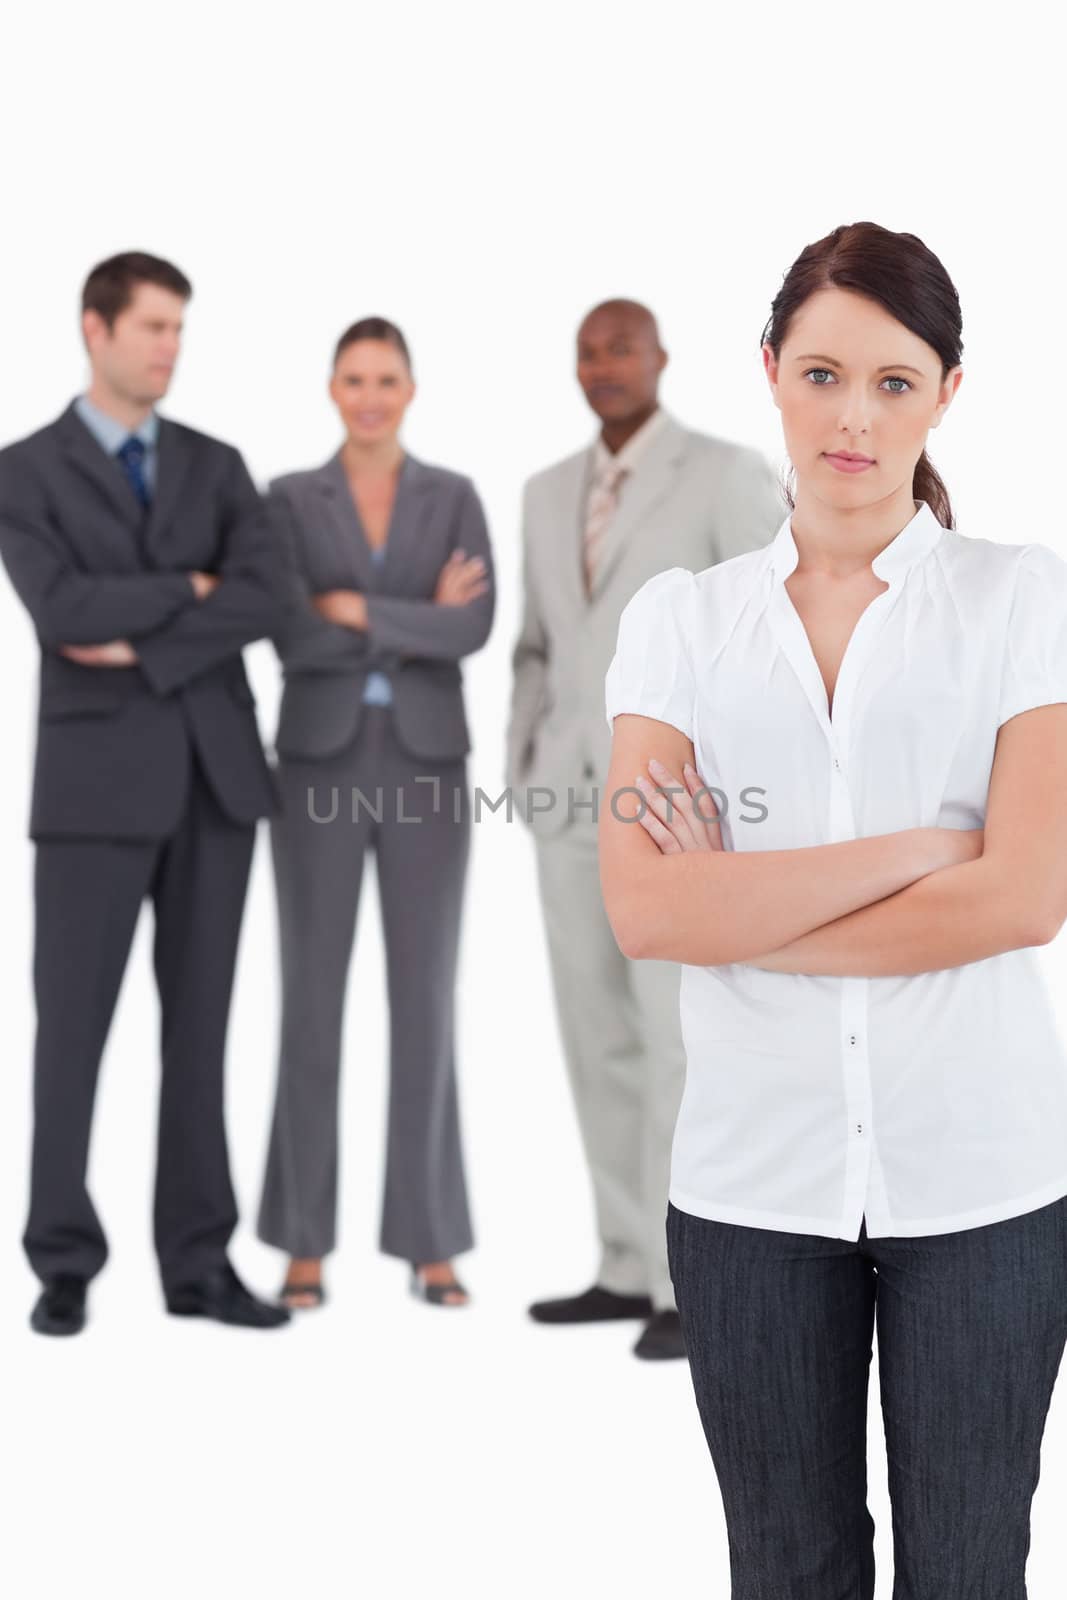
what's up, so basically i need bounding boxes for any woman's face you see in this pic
[763,286,962,509]
[329,339,415,445]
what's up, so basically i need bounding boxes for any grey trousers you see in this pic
[26,752,252,1290]
[257,706,474,1264]
[534,805,686,1311]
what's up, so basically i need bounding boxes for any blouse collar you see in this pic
[768,499,946,586]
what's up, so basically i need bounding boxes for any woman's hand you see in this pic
[434,549,489,607]
[634,756,725,855]
[313,589,368,630]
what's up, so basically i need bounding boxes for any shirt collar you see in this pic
[592,406,667,478]
[74,393,160,456]
[768,500,946,586]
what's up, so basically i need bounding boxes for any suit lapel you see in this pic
[551,450,592,614]
[142,418,195,561]
[315,452,373,589]
[56,405,199,573]
[57,403,143,534]
[380,454,435,591]
[315,450,434,593]
[589,416,687,600]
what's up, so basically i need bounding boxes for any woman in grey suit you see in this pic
[257,317,494,1310]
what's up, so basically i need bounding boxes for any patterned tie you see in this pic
[116,435,151,510]
[582,459,627,598]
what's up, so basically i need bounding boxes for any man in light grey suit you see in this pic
[507,299,782,1360]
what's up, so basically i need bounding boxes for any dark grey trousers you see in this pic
[667,1196,1067,1599]
[257,706,474,1264]
[25,754,254,1290]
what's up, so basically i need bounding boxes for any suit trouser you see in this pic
[24,751,255,1290]
[257,706,474,1263]
[534,803,686,1311]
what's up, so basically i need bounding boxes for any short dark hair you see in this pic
[332,316,412,373]
[81,251,193,329]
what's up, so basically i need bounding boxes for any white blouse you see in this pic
[604,501,1067,1239]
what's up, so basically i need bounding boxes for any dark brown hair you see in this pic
[333,316,413,374]
[81,251,192,328]
[761,221,962,528]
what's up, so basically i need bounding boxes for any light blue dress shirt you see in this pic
[362,545,393,705]
[74,394,160,491]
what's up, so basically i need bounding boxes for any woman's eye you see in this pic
[880,376,912,394]
[805,368,835,386]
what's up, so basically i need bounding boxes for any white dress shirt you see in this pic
[604,500,1067,1239]
[74,393,160,491]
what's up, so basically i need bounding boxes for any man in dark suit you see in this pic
[0,251,290,1335]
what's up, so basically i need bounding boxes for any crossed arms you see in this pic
[598,705,1067,977]
[0,448,284,694]
[270,482,494,673]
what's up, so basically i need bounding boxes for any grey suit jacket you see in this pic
[0,401,284,840]
[270,451,495,762]
[505,410,784,838]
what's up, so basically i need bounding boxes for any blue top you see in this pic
[74,394,160,491]
[362,545,393,705]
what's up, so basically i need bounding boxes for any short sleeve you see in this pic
[997,544,1067,728]
[604,567,696,740]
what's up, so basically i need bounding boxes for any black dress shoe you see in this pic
[31,1275,88,1337]
[633,1309,687,1361]
[165,1262,291,1328]
[528,1285,654,1324]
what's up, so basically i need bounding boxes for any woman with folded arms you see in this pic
[600,221,1067,1594]
[258,317,493,1312]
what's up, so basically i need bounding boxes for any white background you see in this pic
[2,3,1065,1597]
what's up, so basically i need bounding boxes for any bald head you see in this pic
[576,299,667,443]
[578,298,663,347]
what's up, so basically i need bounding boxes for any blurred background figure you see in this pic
[0,251,288,1336]
[257,317,494,1312]
[506,298,782,1359]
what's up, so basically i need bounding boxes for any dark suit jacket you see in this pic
[0,402,284,840]
[270,451,495,762]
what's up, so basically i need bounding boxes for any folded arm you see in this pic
[362,481,495,661]
[750,703,1067,976]
[268,489,370,674]
[134,449,286,695]
[598,714,978,966]
[0,479,196,648]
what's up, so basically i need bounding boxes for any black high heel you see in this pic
[409,1265,470,1307]
[278,1279,327,1311]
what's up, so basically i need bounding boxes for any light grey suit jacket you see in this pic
[270,451,494,763]
[505,411,783,838]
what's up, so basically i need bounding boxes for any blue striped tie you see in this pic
[116,435,151,509]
